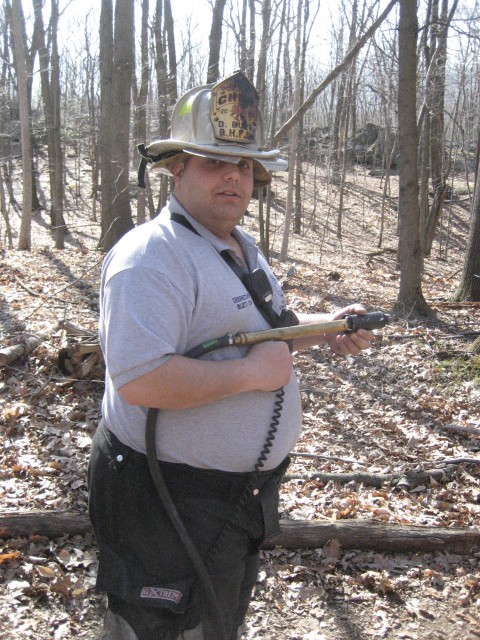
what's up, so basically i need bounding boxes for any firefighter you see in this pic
[88,71,373,640]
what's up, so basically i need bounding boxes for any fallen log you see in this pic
[1,510,478,555]
[267,519,480,554]
[0,325,59,368]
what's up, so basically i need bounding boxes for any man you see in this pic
[88,71,373,640]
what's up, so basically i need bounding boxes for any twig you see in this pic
[290,452,360,464]
[14,275,41,297]
[284,466,457,490]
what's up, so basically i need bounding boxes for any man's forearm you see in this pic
[118,340,294,410]
[119,354,255,410]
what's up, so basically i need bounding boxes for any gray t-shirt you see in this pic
[99,196,302,472]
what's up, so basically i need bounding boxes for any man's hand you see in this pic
[325,304,375,355]
[293,304,376,354]
[245,341,294,391]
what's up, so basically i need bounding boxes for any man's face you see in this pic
[172,156,254,240]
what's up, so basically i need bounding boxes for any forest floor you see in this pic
[0,159,479,640]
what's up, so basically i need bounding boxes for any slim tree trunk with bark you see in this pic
[99,0,115,248]
[33,0,66,248]
[207,0,228,83]
[280,0,303,261]
[394,0,431,317]
[10,0,32,250]
[50,0,65,248]
[153,0,177,212]
[100,0,135,250]
[164,0,177,101]
[455,140,480,301]
[423,0,459,256]
[134,0,150,226]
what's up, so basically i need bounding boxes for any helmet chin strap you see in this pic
[137,145,181,188]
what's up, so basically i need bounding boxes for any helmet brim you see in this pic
[149,141,288,188]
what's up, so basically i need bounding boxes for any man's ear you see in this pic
[171,161,185,183]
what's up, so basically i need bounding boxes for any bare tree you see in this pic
[9,0,32,250]
[99,0,135,251]
[262,0,288,260]
[153,0,177,211]
[164,0,177,101]
[99,0,114,248]
[394,0,431,317]
[83,15,100,222]
[422,0,460,256]
[133,0,150,225]
[280,0,303,261]
[273,0,398,144]
[32,0,66,249]
[207,0,228,83]
[455,127,480,302]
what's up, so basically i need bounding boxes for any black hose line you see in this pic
[146,406,228,640]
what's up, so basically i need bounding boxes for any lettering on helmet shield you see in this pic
[210,71,258,144]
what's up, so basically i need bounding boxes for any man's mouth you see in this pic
[218,190,240,198]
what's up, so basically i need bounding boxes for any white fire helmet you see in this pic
[139,71,287,188]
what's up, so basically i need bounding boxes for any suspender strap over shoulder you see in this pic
[170,212,297,329]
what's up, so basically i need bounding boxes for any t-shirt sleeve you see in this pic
[100,265,194,390]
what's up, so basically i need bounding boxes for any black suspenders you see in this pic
[170,212,298,329]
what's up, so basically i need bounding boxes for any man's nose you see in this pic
[222,163,241,181]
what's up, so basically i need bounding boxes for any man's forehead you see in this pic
[184,150,254,166]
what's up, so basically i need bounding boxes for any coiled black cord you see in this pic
[254,387,284,474]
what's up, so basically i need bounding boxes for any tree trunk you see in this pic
[423,0,459,256]
[0,168,13,248]
[255,0,272,257]
[109,0,135,245]
[454,143,480,301]
[84,23,100,222]
[164,0,177,102]
[33,0,66,249]
[134,0,150,226]
[99,0,115,249]
[0,326,59,368]
[263,0,287,260]
[246,0,256,81]
[99,0,135,251]
[154,0,176,210]
[207,0,228,83]
[10,0,32,250]
[280,0,303,261]
[394,0,431,317]
[267,519,480,554]
[50,0,65,249]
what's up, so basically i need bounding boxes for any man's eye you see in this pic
[238,161,251,170]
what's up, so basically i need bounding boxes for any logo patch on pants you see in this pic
[140,587,183,604]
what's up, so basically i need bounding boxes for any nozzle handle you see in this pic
[345,311,390,333]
